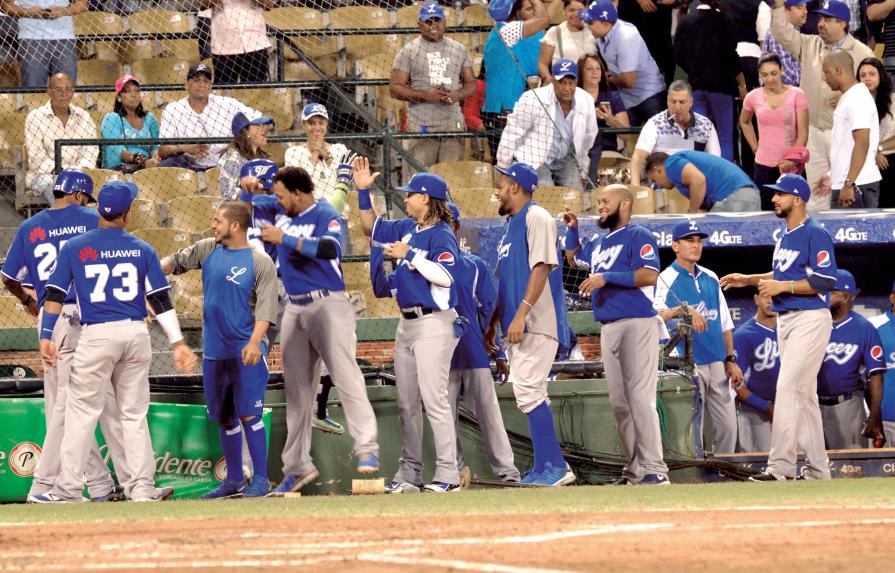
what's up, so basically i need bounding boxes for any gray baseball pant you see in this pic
[737,403,772,453]
[393,309,461,486]
[53,320,158,500]
[767,308,832,480]
[884,421,895,448]
[819,392,866,450]
[601,317,668,482]
[695,362,738,453]
[448,368,520,481]
[279,294,379,476]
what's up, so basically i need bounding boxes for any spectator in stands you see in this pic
[616,0,676,90]
[822,50,880,208]
[483,0,558,162]
[2,0,85,88]
[202,0,274,83]
[100,75,160,173]
[739,53,809,209]
[770,0,873,210]
[537,0,596,84]
[24,72,97,202]
[718,0,763,90]
[581,0,667,126]
[762,0,809,87]
[675,0,747,162]
[645,150,761,212]
[218,111,272,200]
[858,57,895,208]
[390,1,476,182]
[629,80,720,187]
[869,0,895,68]
[496,58,598,190]
[158,63,258,171]
[577,53,630,185]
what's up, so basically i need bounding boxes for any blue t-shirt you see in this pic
[1,205,99,305]
[483,24,544,113]
[100,112,160,169]
[870,311,895,421]
[664,150,757,209]
[733,317,780,402]
[771,217,837,313]
[201,245,263,360]
[46,228,169,324]
[573,224,659,322]
[818,311,887,397]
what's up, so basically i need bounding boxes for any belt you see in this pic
[818,392,857,406]
[401,306,435,320]
[288,289,332,306]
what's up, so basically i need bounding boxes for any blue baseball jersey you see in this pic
[771,218,837,313]
[733,317,780,402]
[253,198,346,295]
[655,262,734,365]
[869,311,895,422]
[1,205,99,305]
[46,228,169,324]
[371,217,458,310]
[452,252,499,370]
[818,311,887,397]
[247,194,280,265]
[573,224,659,322]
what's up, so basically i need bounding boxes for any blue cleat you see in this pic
[201,478,246,500]
[268,469,320,496]
[639,474,671,486]
[356,453,379,474]
[243,475,271,498]
[528,462,575,487]
[91,485,126,502]
[27,492,86,504]
[312,416,345,435]
[520,468,541,484]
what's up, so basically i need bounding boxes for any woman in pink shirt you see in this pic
[739,53,808,211]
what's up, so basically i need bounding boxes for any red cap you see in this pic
[114,75,140,94]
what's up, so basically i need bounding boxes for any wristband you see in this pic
[282,234,300,252]
[743,393,770,412]
[563,226,580,250]
[602,271,636,288]
[358,188,373,211]
[299,237,319,257]
[155,309,184,346]
[789,280,795,294]
[39,310,59,341]
[521,299,534,310]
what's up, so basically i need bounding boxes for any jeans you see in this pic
[535,153,583,190]
[19,39,77,88]
[692,90,734,161]
[711,186,761,212]
[753,162,782,211]
[626,91,667,126]
[831,181,881,209]
[212,49,270,84]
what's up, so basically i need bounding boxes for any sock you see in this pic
[316,375,334,419]
[527,401,567,469]
[242,416,268,479]
[219,423,244,482]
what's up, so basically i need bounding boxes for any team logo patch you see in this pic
[327,220,341,233]
[437,252,455,265]
[28,227,46,244]
[872,345,884,361]
[816,250,831,268]
[9,442,40,477]
[79,246,98,263]
[639,244,656,261]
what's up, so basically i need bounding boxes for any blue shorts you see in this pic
[203,355,270,423]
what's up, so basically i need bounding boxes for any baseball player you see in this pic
[721,173,838,481]
[732,290,780,453]
[485,162,574,487]
[654,220,744,454]
[868,280,895,446]
[562,184,669,486]
[244,165,380,495]
[814,269,885,449]
[161,201,279,498]
[2,169,130,502]
[31,181,197,503]
[355,157,463,493]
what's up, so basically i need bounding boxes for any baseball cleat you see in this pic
[520,469,541,484]
[529,462,576,487]
[268,469,320,496]
[384,480,422,494]
[243,475,271,498]
[91,485,126,502]
[356,453,379,474]
[312,416,345,435]
[133,486,175,502]
[201,478,247,500]
[639,474,671,486]
[27,492,86,504]
[748,471,792,482]
[422,481,461,493]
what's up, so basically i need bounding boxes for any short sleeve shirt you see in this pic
[393,36,472,127]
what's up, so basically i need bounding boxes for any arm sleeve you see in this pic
[770,4,803,60]
[615,33,642,74]
[161,238,216,275]
[634,117,659,153]
[742,89,757,114]
[144,249,171,296]
[705,125,722,156]
[370,217,409,248]
[498,21,524,48]
[794,88,808,111]
[864,323,888,375]
[572,238,593,270]
[392,44,411,74]
[631,227,660,272]
[414,230,458,288]
[249,194,283,226]
[653,268,674,312]
[807,228,837,284]
[251,249,280,325]
[101,113,126,168]
[218,151,242,200]
[756,2,771,40]
[718,284,734,332]
[525,207,559,270]
[408,251,453,288]
[45,244,74,295]
[369,246,394,298]
[25,111,54,176]
[496,92,534,168]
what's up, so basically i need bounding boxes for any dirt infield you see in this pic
[2,503,894,572]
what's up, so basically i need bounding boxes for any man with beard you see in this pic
[721,173,838,480]
[561,184,669,485]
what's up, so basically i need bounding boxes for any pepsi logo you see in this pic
[816,250,831,268]
[327,220,341,233]
[437,252,455,265]
[872,345,884,361]
[639,244,656,261]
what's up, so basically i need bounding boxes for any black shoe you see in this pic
[610,477,632,486]
[748,471,792,482]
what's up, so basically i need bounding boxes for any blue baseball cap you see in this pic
[396,172,449,200]
[488,0,513,23]
[785,0,810,6]
[419,1,445,21]
[98,181,139,218]
[552,58,578,80]
[834,269,857,293]
[301,102,328,121]
[672,220,708,241]
[764,173,811,202]
[53,168,95,202]
[240,159,279,190]
[814,0,850,24]
[231,112,273,137]
[580,0,618,25]
[496,162,538,194]
[448,202,461,224]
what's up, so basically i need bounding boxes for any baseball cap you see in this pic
[552,59,578,81]
[114,74,139,94]
[814,0,850,24]
[580,0,618,25]
[448,202,461,224]
[496,162,538,194]
[488,0,513,23]
[53,168,95,202]
[240,159,279,190]
[396,172,449,200]
[301,103,329,122]
[419,1,445,21]
[98,181,139,218]
[834,269,857,293]
[187,62,213,81]
[231,112,274,137]
[785,0,810,5]
[764,173,811,202]
[671,220,708,242]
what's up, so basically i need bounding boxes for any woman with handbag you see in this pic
[100,75,160,173]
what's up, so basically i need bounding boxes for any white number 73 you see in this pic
[84,263,139,303]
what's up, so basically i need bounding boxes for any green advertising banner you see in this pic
[0,398,271,502]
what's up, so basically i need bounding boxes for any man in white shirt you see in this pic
[496,58,598,190]
[158,63,258,171]
[822,49,881,208]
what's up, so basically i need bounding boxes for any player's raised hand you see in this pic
[560,207,578,229]
[352,156,380,190]
[242,339,262,366]
[39,339,61,367]
[173,342,197,374]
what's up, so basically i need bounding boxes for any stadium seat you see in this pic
[166,195,219,232]
[0,93,16,113]
[155,90,187,110]
[264,7,324,30]
[201,166,219,195]
[284,55,339,81]
[74,11,125,35]
[83,167,123,187]
[0,296,36,329]
[357,53,395,81]
[283,35,340,60]
[396,4,461,27]
[267,142,288,166]
[446,33,478,55]
[132,167,200,204]
[89,41,124,63]
[127,10,192,34]
[0,112,26,170]
[534,186,585,216]
[133,227,193,258]
[234,87,295,131]
[430,160,495,190]
[328,7,392,57]
[627,185,657,215]
[463,5,492,26]
[130,59,193,85]
[126,198,160,231]
[170,272,204,320]
[76,60,123,87]
[448,187,498,218]
[664,188,691,214]
[157,39,201,61]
